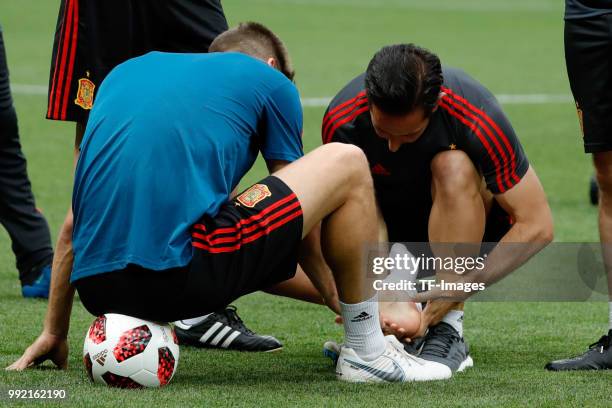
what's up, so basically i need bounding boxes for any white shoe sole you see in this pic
[457,355,474,372]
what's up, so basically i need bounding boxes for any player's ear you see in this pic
[266,57,278,69]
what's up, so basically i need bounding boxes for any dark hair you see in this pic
[365,44,443,116]
[209,22,295,81]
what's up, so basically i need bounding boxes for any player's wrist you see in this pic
[41,323,69,340]
[43,311,71,339]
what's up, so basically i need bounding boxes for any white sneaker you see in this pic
[323,340,342,365]
[335,335,452,382]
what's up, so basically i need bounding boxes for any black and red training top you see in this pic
[322,67,529,207]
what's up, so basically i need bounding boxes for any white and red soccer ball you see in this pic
[83,313,180,388]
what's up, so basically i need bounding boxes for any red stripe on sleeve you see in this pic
[442,96,512,190]
[322,90,366,129]
[439,100,506,193]
[442,86,520,185]
[322,96,367,143]
[324,105,370,144]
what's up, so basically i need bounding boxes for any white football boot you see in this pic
[335,335,452,383]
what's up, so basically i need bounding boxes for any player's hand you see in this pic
[405,300,464,341]
[323,292,341,315]
[411,283,471,304]
[6,331,68,371]
[412,306,432,339]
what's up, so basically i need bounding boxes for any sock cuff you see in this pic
[340,294,379,313]
[340,294,387,360]
[441,309,465,337]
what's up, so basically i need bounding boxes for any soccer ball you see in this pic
[83,313,180,388]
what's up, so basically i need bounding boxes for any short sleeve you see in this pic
[476,99,529,194]
[441,92,529,194]
[259,82,304,162]
[322,90,369,145]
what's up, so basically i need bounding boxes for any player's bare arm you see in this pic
[415,165,554,306]
[6,134,84,371]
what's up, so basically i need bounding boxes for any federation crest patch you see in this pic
[237,184,272,208]
[74,77,95,110]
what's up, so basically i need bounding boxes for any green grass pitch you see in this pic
[1,0,611,406]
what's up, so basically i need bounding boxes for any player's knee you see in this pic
[431,150,479,198]
[593,152,612,197]
[325,143,372,188]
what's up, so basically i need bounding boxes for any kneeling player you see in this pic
[322,44,554,374]
[8,25,450,382]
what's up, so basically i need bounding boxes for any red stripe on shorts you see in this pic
[192,208,302,253]
[60,0,80,120]
[47,0,72,118]
[51,0,75,119]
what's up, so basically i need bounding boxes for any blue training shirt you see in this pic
[71,52,303,282]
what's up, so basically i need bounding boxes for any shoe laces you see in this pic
[420,324,460,358]
[588,331,611,354]
[386,337,405,358]
[218,305,255,335]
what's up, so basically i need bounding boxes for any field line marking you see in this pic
[12,84,48,95]
[12,83,573,106]
[244,0,557,13]
[303,94,573,107]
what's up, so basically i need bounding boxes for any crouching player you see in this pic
[7,24,451,382]
[322,44,554,374]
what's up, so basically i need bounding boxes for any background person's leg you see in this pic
[546,14,612,372]
[593,152,612,325]
[0,27,53,292]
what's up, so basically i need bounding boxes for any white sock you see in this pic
[441,310,464,337]
[341,295,387,361]
[609,302,612,331]
[181,313,212,326]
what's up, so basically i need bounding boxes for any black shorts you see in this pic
[74,176,303,322]
[564,13,612,153]
[46,0,228,123]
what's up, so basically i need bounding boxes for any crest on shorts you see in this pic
[75,77,95,110]
[237,184,272,208]
[575,101,584,137]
